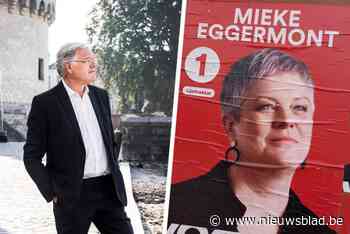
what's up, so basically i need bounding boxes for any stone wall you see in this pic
[1,102,30,141]
[120,116,171,162]
[0,7,50,105]
[0,0,55,139]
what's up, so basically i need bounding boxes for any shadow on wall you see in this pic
[3,121,25,142]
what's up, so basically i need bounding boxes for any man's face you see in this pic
[65,48,97,85]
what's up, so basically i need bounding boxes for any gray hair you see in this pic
[220,49,313,121]
[56,42,90,77]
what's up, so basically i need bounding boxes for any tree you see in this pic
[87,0,182,115]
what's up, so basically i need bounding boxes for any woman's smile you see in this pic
[232,72,315,166]
[269,136,298,146]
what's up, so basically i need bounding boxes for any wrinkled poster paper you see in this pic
[167,1,350,233]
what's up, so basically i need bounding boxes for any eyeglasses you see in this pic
[67,59,98,67]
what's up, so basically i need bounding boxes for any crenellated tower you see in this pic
[0,0,56,140]
[0,0,55,23]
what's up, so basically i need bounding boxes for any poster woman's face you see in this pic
[232,72,315,167]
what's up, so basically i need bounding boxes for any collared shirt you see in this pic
[62,79,110,179]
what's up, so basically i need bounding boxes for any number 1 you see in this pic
[196,54,207,77]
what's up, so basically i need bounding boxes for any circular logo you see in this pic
[184,47,220,83]
[209,214,221,227]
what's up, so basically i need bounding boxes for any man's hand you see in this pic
[53,196,58,204]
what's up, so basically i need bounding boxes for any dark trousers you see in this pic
[53,174,134,234]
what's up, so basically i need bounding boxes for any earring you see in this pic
[300,160,307,169]
[223,142,240,165]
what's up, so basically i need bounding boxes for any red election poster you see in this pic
[166,1,350,234]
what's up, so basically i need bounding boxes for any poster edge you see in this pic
[161,0,188,233]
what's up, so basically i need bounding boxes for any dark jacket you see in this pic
[23,81,127,206]
[168,161,336,234]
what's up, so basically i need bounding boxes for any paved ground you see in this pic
[0,142,24,160]
[0,155,101,234]
[130,163,167,234]
[0,143,143,234]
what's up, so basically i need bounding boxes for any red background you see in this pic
[170,1,350,233]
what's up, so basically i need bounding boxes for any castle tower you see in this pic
[0,0,56,140]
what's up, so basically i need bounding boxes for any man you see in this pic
[23,43,134,234]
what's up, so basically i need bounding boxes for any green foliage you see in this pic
[87,0,182,115]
